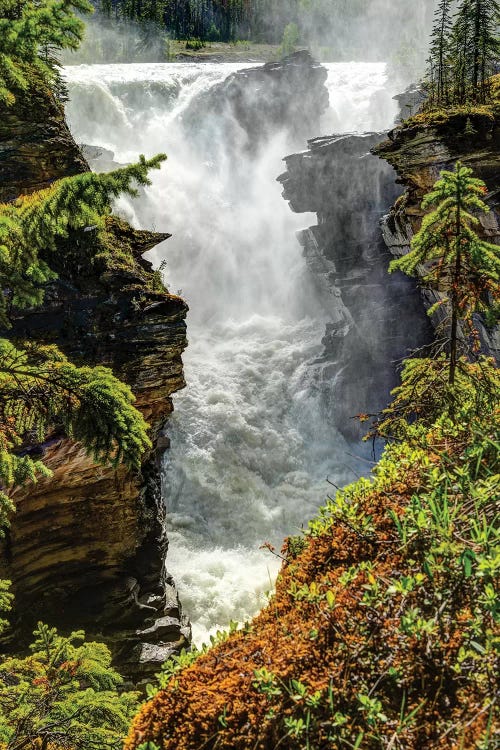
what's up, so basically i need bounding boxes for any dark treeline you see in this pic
[96,0,360,45]
[101,0,252,43]
[93,0,434,53]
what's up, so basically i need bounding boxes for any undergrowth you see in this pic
[126,358,499,750]
[404,74,500,128]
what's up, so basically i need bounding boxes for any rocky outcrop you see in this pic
[184,50,328,150]
[279,133,432,441]
[0,73,88,203]
[0,76,189,681]
[374,112,500,358]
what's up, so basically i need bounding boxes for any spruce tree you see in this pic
[451,0,500,103]
[471,0,500,100]
[0,338,152,504]
[0,622,139,750]
[390,162,500,384]
[0,0,94,105]
[0,154,166,329]
[428,0,454,104]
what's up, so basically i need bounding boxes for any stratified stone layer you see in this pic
[0,74,88,202]
[0,75,189,681]
[279,132,432,441]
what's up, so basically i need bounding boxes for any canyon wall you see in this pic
[0,74,189,681]
[279,132,432,440]
[375,111,500,358]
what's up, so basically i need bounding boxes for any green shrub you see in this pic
[185,38,205,50]
[278,23,299,59]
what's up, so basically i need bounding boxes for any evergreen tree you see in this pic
[450,0,469,102]
[0,622,139,750]
[390,162,500,384]
[451,0,500,103]
[0,339,152,507]
[0,154,166,329]
[428,0,454,104]
[278,22,300,59]
[0,0,94,105]
[470,0,500,100]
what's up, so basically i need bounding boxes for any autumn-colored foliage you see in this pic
[126,359,499,750]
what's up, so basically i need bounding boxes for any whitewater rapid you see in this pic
[63,61,398,643]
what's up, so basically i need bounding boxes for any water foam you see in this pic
[63,60,395,644]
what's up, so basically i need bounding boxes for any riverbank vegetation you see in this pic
[60,0,434,65]
[91,0,413,49]
[124,162,500,750]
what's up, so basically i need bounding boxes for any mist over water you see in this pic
[63,0,435,67]
[64,61,400,643]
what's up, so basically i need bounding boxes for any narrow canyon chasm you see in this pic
[0,53,443,678]
[61,54,432,649]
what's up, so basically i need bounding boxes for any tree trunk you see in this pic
[449,180,462,385]
[472,0,482,96]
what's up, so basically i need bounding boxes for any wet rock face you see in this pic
[0,79,189,682]
[5,256,189,667]
[375,114,500,359]
[0,75,88,203]
[376,113,500,192]
[279,133,433,441]
[184,50,329,151]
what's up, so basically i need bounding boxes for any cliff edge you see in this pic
[0,73,189,681]
[374,109,500,358]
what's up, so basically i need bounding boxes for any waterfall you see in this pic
[63,61,399,644]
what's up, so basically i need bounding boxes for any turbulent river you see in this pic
[64,61,399,643]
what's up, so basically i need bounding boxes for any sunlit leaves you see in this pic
[0,155,166,330]
[0,0,93,105]
[0,337,152,524]
[390,162,499,385]
[390,162,500,328]
[0,622,139,750]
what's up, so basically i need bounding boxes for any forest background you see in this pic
[64,0,435,74]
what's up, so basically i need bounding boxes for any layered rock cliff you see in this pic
[278,133,432,441]
[0,74,87,203]
[0,74,189,681]
[375,111,500,358]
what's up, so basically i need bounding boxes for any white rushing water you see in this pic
[63,61,398,643]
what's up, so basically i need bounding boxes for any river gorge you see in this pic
[61,56,430,645]
[1,0,498,742]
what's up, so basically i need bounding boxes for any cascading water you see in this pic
[63,61,399,643]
